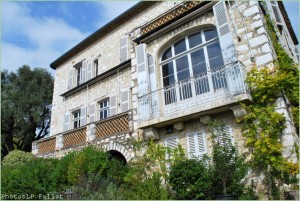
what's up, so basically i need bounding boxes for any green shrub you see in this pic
[168,158,211,199]
[2,150,34,167]
[1,157,60,198]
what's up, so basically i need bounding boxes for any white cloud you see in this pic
[1,2,89,73]
[94,1,138,28]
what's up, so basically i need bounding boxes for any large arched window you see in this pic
[160,28,225,104]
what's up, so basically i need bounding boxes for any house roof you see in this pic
[50,1,155,69]
[278,1,298,45]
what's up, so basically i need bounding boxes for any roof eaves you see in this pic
[50,1,154,69]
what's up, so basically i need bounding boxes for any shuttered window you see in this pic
[63,113,70,131]
[99,99,110,120]
[121,90,129,113]
[136,44,149,97]
[72,110,81,129]
[187,132,207,159]
[213,1,237,65]
[89,104,95,123]
[214,125,234,146]
[110,95,117,116]
[120,36,129,62]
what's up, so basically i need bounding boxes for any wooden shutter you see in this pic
[187,132,207,159]
[165,136,178,168]
[121,90,129,113]
[63,113,70,131]
[215,125,234,146]
[120,36,129,62]
[87,60,93,80]
[136,44,149,97]
[110,95,117,116]
[89,104,95,123]
[81,60,87,83]
[68,69,74,89]
[80,107,86,126]
[165,137,178,151]
[213,1,237,65]
[148,54,157,92]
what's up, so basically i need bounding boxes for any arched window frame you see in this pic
[159,28,224,89]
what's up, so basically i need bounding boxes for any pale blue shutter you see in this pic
[213,1,237,65]
[187,132,207,159]
[89,104,95,123]
[63,113,70,131]
[81,60,87,83]
[110,95,117,116]
[87,60,93,80]
[121,90,129,113]
[68,69,74,89]
[136,44,149,97]
[120,36,129,62]
[80,107,86,126]
[148,54,159,118]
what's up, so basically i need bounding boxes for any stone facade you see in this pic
[33,1,298,168]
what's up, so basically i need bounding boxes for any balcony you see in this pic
[138,61,250,128]
[32,112,131,156]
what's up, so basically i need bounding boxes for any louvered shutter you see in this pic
[120,36,129,62]
[68,69,74,89]
[63,113,70,131]
[121,90,129,113]
[187,132,207,159]
[165,137,178,150]
[165,137,178,169]
[110,95,117,116]
[87,60,93,80]
[215,125,234,146]
[80,107,86,126]
[266,1,282,24]
[147,54,159,118]
[81,60,87,84]
[89,104,95,123]
[136,44,149,97]
[213,1,237,65]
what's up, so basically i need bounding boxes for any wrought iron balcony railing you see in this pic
[138,61,249,122]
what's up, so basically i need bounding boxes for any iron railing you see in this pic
[138,61,248,122]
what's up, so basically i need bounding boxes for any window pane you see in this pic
[100,111,103,119]
[162,47,172,61]
[162,62,174,77]
[174,38,186,55]
[204,29,218,41]
[177,69,190,81]
[191,49,205,66]
[193,63,207,75]
[207,41,224,70]
[188,32,202,48]
[104,110,107,118]
[175,56,189,72]
[163,75,175,87]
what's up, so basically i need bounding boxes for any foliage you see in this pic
[1,66,54,157]
[120,139,184,199]
[1,157,61,199]
[208,120,249,197]
[168,158,211,199]
[240,12,299,199]
[1,150,34,167]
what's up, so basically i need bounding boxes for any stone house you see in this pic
[32,1,298,166]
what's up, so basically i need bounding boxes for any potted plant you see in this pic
[208,120,249,200]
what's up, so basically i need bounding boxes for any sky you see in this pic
[1,1,299,75]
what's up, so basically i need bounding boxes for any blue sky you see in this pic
[1,1,299,74]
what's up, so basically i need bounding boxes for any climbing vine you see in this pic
[240,12,299,199]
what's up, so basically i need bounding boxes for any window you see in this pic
[72,110,81,129]
[74,62,82,86]
[99,99,109,120]
[160,28,224,104]
[94,59,98,76]
[187,132,207,159]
